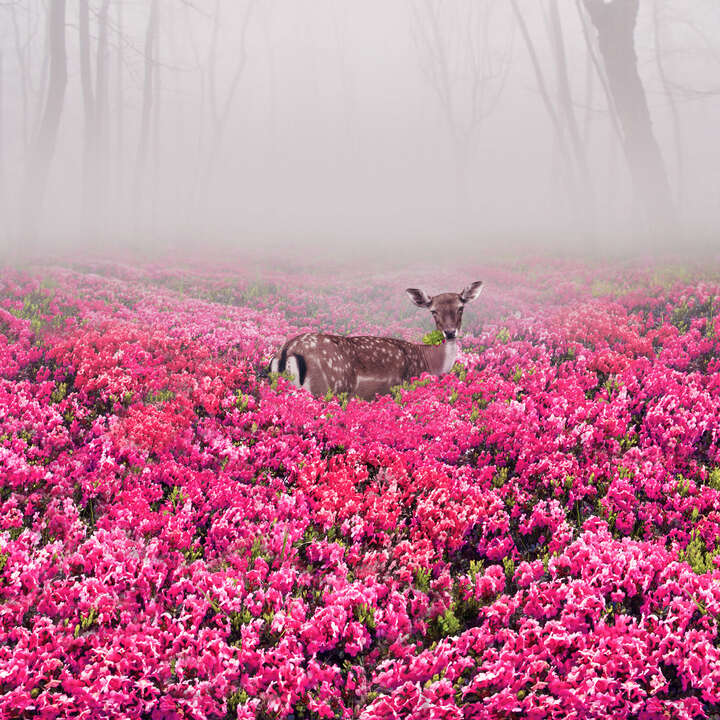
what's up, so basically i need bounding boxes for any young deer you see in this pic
[269,281,483,401]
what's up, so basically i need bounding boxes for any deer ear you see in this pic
[406,288,432,308]
[460,281,483,304]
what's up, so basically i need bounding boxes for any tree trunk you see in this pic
[152,10,162,233]
[79,0,97,214]
[652,0,683,211]
[134,0,158,228]
[21,0,68,250]
[95,0,111,228]
[510,0,582,228]
[33,5,51,143]
[582,0,675,234]
[201,0,254,213]
[10,6,29,151]
[116,0,125,224]
[548,0,595,229]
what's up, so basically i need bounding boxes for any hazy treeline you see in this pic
[1,0,719,258]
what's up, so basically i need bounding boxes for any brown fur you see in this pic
[270,281,483,400]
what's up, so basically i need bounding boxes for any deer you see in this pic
[268,281,483,401]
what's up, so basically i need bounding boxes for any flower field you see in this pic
[2,257,720,719]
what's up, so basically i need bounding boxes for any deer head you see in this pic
[406,281,483,340]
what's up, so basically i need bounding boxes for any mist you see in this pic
[2,0,720,263]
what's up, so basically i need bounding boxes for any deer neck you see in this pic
[421,338,458,376]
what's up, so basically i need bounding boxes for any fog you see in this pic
[2,0,720,263]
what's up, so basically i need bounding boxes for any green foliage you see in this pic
[354,603,376,630]
[423,329,444,346]
[242,282,277,302]
[414,566,431,594]
[708,467,720,490]
[670,294,716,335]
[183,545,203,563]
[168,485,186,510]
[503,556,515,583]
[0,552,7,573]
[268,369,294,391]
[603,375,621,400]
[51,382,68,404]
[109,391,134,408]
[436,606,461,638]
[451,363,467,381]
[235,392,250,412]
[671,302,692,334]
[278,528,289,563]
[250,535,272,565]
[145,388,175,405]
[679,530,718,574]
[75,607,99,637]
[323,389,349,408]
[468,559,483,584]
[10,291,53,336]
[226,688,249,719]
[390,376,432,405]
[620,432,637,452]
[492,467,508,489]
[230,608,253,633]
[512,366,523,384]
[591,280,619,298]
[496,327,511,344]
[676,475,691,498]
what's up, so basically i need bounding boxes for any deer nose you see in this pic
[444,330,456,340]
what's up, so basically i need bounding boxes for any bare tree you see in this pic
[134,0,159,227]
[20,0,68,248]
[32,2,50,143]
[510,0,584,228]
[152,2,162,231]
[581,0,675,233]
[652,0,684,210]
[203,0,255,199]
[95,0,111,223]
[78,0,110,228]
[183,0,207,220]
[546,0,594,224]
[78,0,96,210]
[412,0,513,218]
[10,3,31,151]
[115,0,125,215]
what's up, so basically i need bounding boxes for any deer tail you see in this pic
[268,345,307,387]
[285,354,307,387]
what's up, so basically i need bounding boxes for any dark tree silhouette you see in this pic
[582,0,675,233]
[21,0,67,248]
[134,0,159,228]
